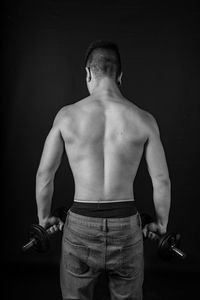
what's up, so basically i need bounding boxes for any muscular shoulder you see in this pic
[140,110,160,137]
[127,102,160,137]
[53,105,74,127]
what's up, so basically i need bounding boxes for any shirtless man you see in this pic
[36,40,171,300]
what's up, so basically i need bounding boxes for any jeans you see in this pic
[60,210,144,300]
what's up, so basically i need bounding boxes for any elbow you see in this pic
[162,177,171,186]
[152,176,171,188]
[36,169,54,180]
[36,169,45,179]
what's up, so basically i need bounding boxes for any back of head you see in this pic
[85,40,122,81]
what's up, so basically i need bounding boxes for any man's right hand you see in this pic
[143,222,167,241]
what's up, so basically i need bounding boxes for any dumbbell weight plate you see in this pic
[30,224,50,253]
[158,232,181,260]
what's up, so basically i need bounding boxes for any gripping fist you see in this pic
[39,216,64,233]
[143,222,167,241]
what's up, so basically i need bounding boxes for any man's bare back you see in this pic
[36,92,170,230]
[57,95,156,202]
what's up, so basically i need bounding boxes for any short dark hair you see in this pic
[84,40,122,80]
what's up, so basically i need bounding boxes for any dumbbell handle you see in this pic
[22,238,37,251]
[22,225,57,252]
[171,245,187,259]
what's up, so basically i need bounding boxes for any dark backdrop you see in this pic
[3,0,200,298]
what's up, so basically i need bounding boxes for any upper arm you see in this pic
[145,116,170,186]
[37,113,65,175]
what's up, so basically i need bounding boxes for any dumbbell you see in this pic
[22,207,68,253]
[140,213,187,260]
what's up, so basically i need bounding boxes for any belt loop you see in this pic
[65,209,70,226]
[103,219,107,232]
[137,212,141,228]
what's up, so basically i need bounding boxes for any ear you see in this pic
[117,72,123,86]
[85,67,92,82]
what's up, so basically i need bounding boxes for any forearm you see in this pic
[152,179,171,229]
[36,171,55,224]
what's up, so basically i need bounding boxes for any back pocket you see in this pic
[63,233,90,275]
[119,239,143,278]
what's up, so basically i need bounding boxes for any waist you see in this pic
[74,198,134,203]
[70,198,137,218]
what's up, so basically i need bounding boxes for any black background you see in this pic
[3,0,200,299]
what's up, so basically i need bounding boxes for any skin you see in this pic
[36,67,171,238]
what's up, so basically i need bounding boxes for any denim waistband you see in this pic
[67,209,141,230]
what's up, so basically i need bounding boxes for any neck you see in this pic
[90,77,122,97]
